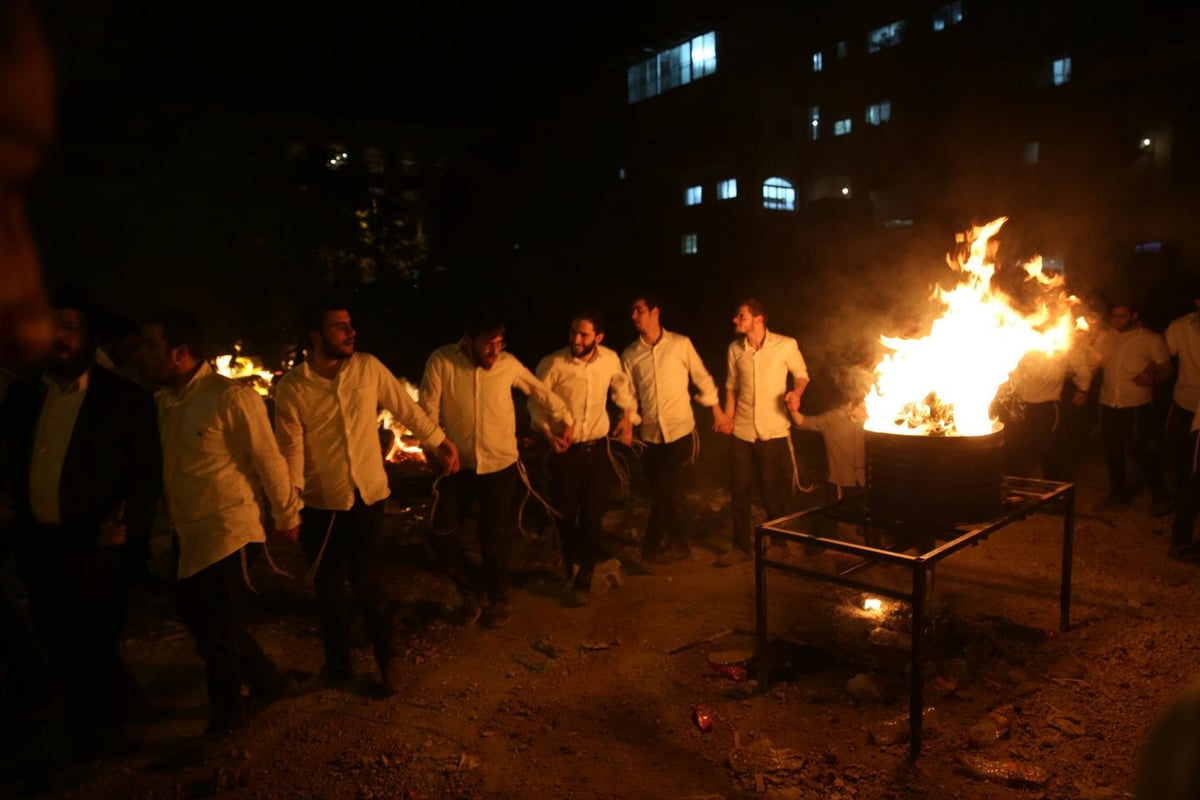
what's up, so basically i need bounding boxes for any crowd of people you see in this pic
[3,281,1200,772]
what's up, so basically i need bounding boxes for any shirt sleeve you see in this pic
[788,339,809,381]
[607,353,640,424]
[528,353,556,433]
[684,337,720,407]
[725,342,738,392]
[232,386,302,530]
[372,355,446,449]
[272,378,305,494]
[514,360,574,428]
[1150,332,1170,365]
[1066,346,1093,393]
[794,410,830,433]
[418,351,444,428]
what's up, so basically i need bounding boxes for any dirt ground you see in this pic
[1,436,1197,800]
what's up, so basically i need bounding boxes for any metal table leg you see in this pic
[755,525,769,689]
[909,560,927,760]
[1060,485,1075,632]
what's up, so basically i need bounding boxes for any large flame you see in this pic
[378,379,427,463]
[864,217,1086,436]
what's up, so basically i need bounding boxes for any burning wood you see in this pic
[378,379,427,464]
[865,217,1087,437]
[213,343,277,397]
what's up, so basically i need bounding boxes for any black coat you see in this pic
[1,364,162,556]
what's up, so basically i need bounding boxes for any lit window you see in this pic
[401,153,418,175]
[812,51,823,72]
[1024,141,1040,164]
[836,40,848,60]
[1053,56,1071,86]
[627,31,718,104]
[808,106,820,141]
[884,218,914,228]
[834,118,852,136]
[682,233,698,254]
[932,1,964,31]
[717,178,738,200]
[618,167,627,180]
[364,147,385,174]
[691,31,717,78]
[762,177,796,211]
[867,21,905,53]
[401,189,420,202]
[1134,241,1163,254]
[685,185,703,206]
[866,101,892,125]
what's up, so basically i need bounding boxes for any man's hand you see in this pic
[435,439,460,475]
[1072,389,1088,407]
[613,417,634,447]
[785,390,801,413]
[274,525,300,543]
[96,519,126,548]
[712,407,733,435]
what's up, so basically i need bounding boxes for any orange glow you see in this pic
[378,380,427,463]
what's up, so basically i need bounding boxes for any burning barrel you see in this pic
[865,425,1005,526]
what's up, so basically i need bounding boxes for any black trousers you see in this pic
[300,496,391,674]
[175,549,279,728]
[1172,431,1200,549]
[1165,401,1195,495]
[548,440,611,589]
[1002,400,1063,480]
[641,434,694,555]
[18,537,134,748]
[428,464,519,603]
[731,437,792,552]
[1100,403,1167,498]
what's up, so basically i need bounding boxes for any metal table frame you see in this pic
[754,476,1075,759]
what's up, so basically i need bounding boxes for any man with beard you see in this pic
[1,284,160,760]
[421,309,573,628]
[1094,302,1172,515]
[622,293,727,563]
[274,301,459,694]
[140,310,301,739]
[714,298,808,567]
[532,311,638,607]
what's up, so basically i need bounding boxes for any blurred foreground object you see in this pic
[0,0,54,369]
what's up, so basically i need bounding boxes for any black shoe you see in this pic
[560,583,589,608]
[1168,544,1200,562]
[314,662,356,690]
[713,548,752,567]
[1094,493,1131,512]
[483,599,512,629]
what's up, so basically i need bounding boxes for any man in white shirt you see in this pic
[1095,302,1173,514]
[1001,347,1092,480]
[140,311,302,740]
[421,310,573,628]
[714,299,808,566]
[532,311,638,606]
[1164,295,1200,495]
[622,293,728,563]
[274,302,459,694]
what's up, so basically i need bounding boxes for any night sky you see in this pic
[49,1,725,128]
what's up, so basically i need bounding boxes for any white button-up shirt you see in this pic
[1009,348,1093,404]
[28,370,89,524]
[158,362,302,579]
[726,330,808,442]
[274,352,446,511]
[1166,311,1200,410]
[621,330,720,445]
[1097,326,1170,409]
[531,345,639,443]
[420,343,573,475]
